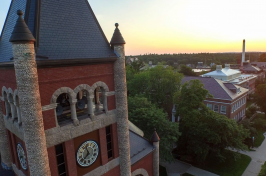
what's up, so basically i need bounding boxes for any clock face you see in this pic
[17,143,27,170]
[76,140,99,167]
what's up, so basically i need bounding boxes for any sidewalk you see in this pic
[238,132,266,176]
[161,160,218,176]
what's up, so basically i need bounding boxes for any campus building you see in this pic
[201,64,257,95]
[181,77,249,121]
[0,0,159,176]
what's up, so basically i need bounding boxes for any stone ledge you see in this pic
[4,116,24,141]
[45,110,117,147]
[12,164,26,176]
[106,91,115,96]
[42,103,57,111]
[83,157,120,176]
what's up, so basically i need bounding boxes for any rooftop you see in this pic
[202,67,240,77]
[129,130,154,165]
[182,76,249,100]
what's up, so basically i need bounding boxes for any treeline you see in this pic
[128,52,264,67]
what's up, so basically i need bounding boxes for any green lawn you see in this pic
[159,165,168,176]
[259,161,266,176]
[255,129,265,147]
[251,113,266,147]
[193,151,251,176]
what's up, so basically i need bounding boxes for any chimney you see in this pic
[216,65,222,71]
[225,64,230,69]
[241,39,245,66]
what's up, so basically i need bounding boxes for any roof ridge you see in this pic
[214,79,233,100]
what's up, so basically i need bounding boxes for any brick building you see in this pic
[0,0,159,176]
[179,77,249,121]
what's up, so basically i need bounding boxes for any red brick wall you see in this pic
[107,95,116,111]
[112,123,119,158]
[99,127,108,165]
[131,152,154,176]
[37,63,115,106]
[47,146,59,176]
[65,139,78,176]
[0,69,17,91]
[43,109,57,130]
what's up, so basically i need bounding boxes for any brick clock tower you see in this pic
[0,0,159,176]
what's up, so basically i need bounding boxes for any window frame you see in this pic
[213,104,219,112]
[220,105,227,114]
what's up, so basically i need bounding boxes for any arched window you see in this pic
[93,86,108,115]
[76,90,90,120]
[56,93,72,126]
[14,94,22,125]
[8,92,17,121]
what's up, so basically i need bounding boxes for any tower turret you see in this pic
[151,129,160,176]
[111,23,131,176]
[9,10,50,176]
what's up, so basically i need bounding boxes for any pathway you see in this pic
[161,160,218,176]
[238,132,266,176]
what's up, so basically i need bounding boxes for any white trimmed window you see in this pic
[220,105,226,114]
[213,105,219,112]
[207,104,212,109]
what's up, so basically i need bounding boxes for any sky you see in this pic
[1,0,266,55]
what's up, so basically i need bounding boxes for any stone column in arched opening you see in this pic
[0,98,12,170]
[2,90,11,118]
[110,23,131,176]
[10,10,51,176]
[14,94,22,125]
[70,99,79,126]
[8,92,17,121]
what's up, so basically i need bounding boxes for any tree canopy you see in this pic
[127,65,183,112]
[179,65,197,76]
[174,80,249,162]
[128,96,180,162]
[254,84,266,116]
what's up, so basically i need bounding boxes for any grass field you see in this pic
[193,151,251,176]
[251,113,266,147]
[259,161,266,176]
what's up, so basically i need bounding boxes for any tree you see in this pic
[258,53,266,62]
[254,84,266,116]
[174,80,249,162]
[127,64,183,112]
[128,96,181,162]
[179,65,197,76]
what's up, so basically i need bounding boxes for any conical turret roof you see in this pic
[150,129,160,142]
[110,23,126,45]
[9,10,35,43]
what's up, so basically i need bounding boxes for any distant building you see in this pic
[126,57,139,65]
[201,64,257,95]
[180,77,248,121]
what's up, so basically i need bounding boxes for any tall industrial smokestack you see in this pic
[241,39,245,66]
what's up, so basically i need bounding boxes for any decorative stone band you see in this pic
[1,161,12,170]
[42,103,57,111]
[12,163,26,176]
[45,110,117,147]
[4,116,24,141]
[106,91,115,96]
[83,157,119,176]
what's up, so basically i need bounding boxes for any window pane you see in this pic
[58,164,66,175]
[107,142,112,150]
[57,154,65,165]
[106,135,111,142]
[106,126,111,134]
[55,144,63,155]
[108,150,113,159]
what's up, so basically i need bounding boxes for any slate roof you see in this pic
[129,130,155,165]
[251,62,266,69]
[0,0,115,62]
[242,62,261,72]
[182,77,249,101]
[202,67,240,77]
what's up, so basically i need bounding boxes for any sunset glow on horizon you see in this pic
[1,0,266,55]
